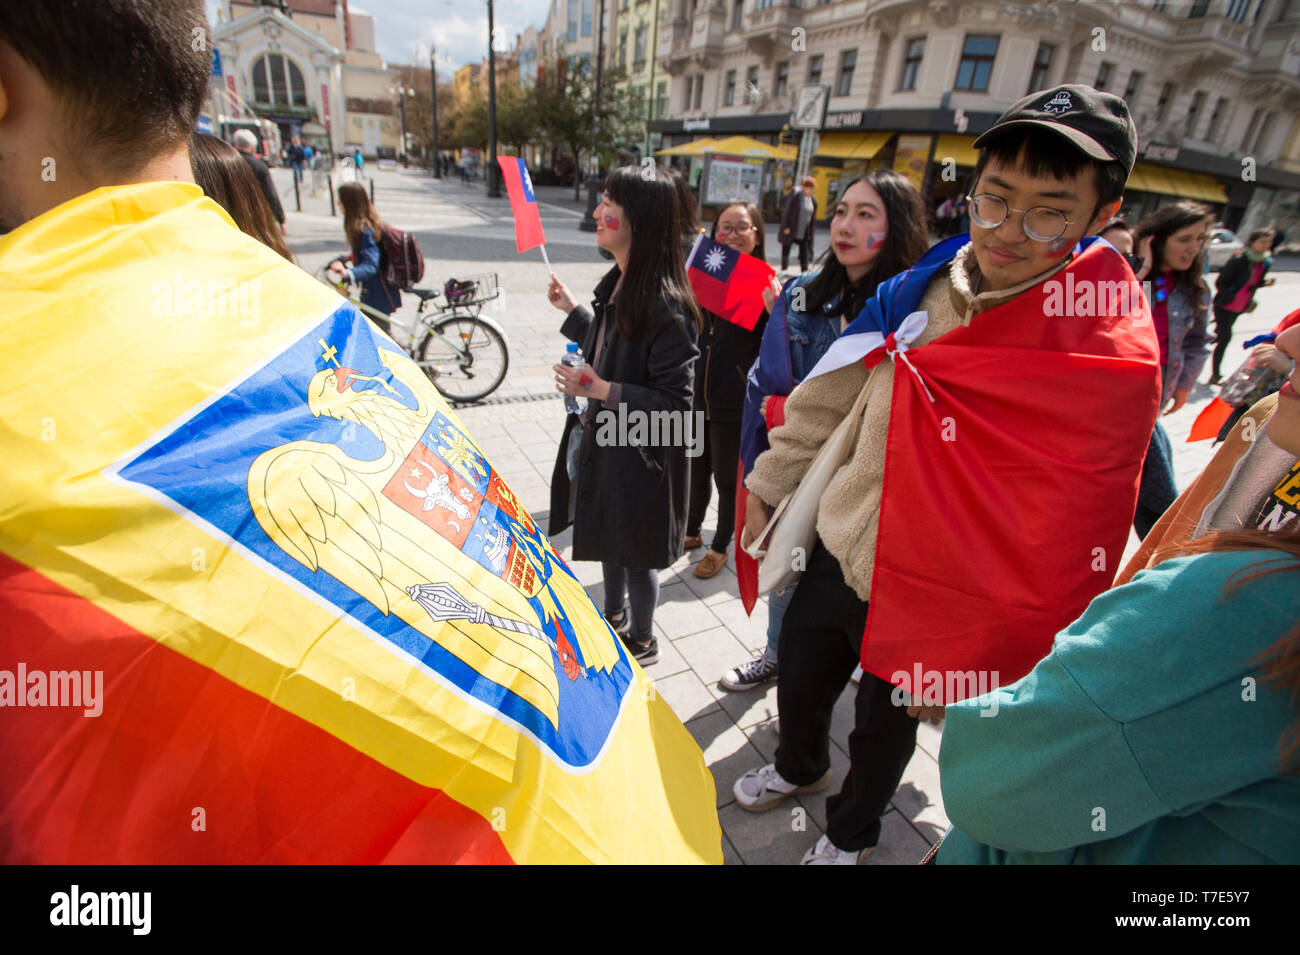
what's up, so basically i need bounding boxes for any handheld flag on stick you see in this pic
[0,182,721,864]
[498,156,547,254]
[686,234,776,332]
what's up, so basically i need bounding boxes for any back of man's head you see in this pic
[233,130,258,154]
[0,2,209,179]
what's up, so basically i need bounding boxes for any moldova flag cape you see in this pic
[0,182,720,863]
[742,236,1160,697]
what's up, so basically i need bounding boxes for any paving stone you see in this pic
[649,668,720,724]
[672,626,751,688]
[863,809,933,866]
[714,677,779,729]
[654,584,723,639]
[718,801,823,867]
[890,745,949,848]
[684,708,764,810]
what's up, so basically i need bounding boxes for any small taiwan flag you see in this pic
[498,156,547,252]
[686,234,775,331]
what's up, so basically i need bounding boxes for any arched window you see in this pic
[251,54,308,107]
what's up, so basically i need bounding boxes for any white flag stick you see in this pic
[539,243,553,274]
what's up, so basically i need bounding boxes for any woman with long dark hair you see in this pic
[685,200,778,581]
[545,164,702,665]
[1210,228,1276,384]
[935,320,1300,864]
[328,181,399,334]
[189,132,293,262]
[720,171,928,693]
[1131,201,1213,537]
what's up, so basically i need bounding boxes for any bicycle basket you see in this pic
[442,272,500,308]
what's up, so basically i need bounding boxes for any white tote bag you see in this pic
[744,373,874,595]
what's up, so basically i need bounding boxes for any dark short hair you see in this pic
[0,2,210,176]
[1247,228,1274,245]
[972,125,1127,213]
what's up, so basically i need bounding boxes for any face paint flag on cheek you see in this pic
[603,215,621,231]
[0,180,721,865]
[866,231,887,249]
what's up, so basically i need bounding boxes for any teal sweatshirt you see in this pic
[936,550,1300,864]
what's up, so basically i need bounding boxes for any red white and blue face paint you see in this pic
[866,231,887,249]
[602,214,621,231]
[1045,235,1072,256]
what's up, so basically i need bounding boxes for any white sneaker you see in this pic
[800,833,874,865]
[733,763,831,812]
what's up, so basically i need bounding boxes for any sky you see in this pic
[207,1,556,72]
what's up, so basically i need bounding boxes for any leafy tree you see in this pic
[533,55,637,199]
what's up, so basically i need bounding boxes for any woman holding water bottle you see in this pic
[545,165,701,665]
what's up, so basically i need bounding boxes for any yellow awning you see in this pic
[772,143,798,161]
[934,133,979,167]
[815,132,865,159]
[706,135,783,158]
[1187,171,1229,203]
[1124,166,1150,193]
[1133,163,1180,197]
[849,131,892,160]
[655,138,719,156]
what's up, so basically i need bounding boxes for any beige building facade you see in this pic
[652,0,1300,231]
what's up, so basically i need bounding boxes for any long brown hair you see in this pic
[337,181,388,250]
[1153,525,1300,771]
[189,132,293,261]
[1135,200,1212,299]
[709,200,766,261]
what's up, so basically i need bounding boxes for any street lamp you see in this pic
[486,0,500,198]
[388,83,415,166]
[430,47,442,178]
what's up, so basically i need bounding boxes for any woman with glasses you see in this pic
[1131,201,1214,538]
[685,202,779,580]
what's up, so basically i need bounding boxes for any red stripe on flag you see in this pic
[498,157,546,253]
[1188,396,1235,442]
[0,552,513,864]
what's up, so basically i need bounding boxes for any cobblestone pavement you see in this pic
[282,165,1300,864]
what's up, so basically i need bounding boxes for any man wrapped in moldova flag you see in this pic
[0,1,719,864]
[736,85,1162,864]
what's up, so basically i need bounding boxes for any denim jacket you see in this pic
[766,270,846,387]
[1162,281,1211,402]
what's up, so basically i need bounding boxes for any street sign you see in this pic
[793,85,830,130]
[211,49,222,77]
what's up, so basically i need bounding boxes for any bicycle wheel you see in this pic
[415,313,509,403]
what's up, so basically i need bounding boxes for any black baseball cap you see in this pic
[973,84,1137,175]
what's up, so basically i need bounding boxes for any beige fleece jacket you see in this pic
[745,244,1073,600]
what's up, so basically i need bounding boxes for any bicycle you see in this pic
[319,258,510,404]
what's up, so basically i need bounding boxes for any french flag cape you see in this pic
[498,156,546,253]
[738,236,1161,699]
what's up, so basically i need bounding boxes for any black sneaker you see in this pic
[621,635,659,666]
[604,607,630,638]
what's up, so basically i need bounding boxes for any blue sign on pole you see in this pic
[211,49,223,77]
[197,116,214,134]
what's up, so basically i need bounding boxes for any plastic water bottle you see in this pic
[562,342,586,415]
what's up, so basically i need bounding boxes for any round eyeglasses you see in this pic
[966,193,1077,243]
[716,223,754,237]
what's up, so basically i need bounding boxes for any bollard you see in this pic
[293,172,301,213]
[328,177,336,217]
[369,177,374,204]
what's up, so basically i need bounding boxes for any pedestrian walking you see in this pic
[189,132,293,262]
[684,201,780,583]
[723,170,928,693]
[1210,229,1276,384]
[1131,201,1214,538]
[778,176,818,272]
[232,128,285,232]
[737,85,1160,864]
[328,181,399,334]
[544,164,701,666]
[287,135,306,183]
[353,148,365,179]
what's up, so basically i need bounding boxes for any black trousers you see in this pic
[1211,306,1243,380]
[775,540,919,852]
[781,238,812,272]
[1134,421,1178,540]
[686,418,741,553]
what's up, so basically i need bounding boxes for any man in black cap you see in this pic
[736,85,1162,865]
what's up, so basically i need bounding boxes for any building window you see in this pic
[618,30,627,69]
[655,80,667,119]
[732,0,744,30]
[1153,0,1167,11]
[567,0,578,42]
[1189,0,1209,16]
[836,49,856,96]
[694,73,704,109]
[807,53,823,86]
[251,54,308,108]
[1253,110,1276,153]
[1205,95,1230,142]
[899,37,924,91]
[1027,42,1053,92]
[955,35,998,92]
[1184,90,1205,137]
[1154,81,1173,121]
[1226,0,1251,20]
[756,0,774,9]
[1094,60,1114,92]
[581,0,593,35]
[774,60,789,98]
[634,25,647,69]
[1241,107,1263,151]
[1122,70,1144,106]
[725,69,736,106]
[745,65,759,103]
[683,75,694,110]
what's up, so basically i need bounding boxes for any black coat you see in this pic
[779,190,817,245]
[240,151,285,224]
[694,308,767,423]
[549,268,700,569]
[1213,252,1271,311]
